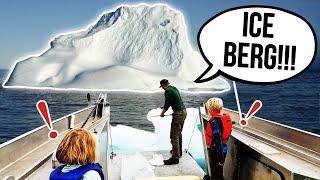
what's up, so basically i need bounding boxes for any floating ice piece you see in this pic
[110,125,157,152]
[110,108,205,166]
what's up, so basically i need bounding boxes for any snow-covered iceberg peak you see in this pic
[4,3,229,92]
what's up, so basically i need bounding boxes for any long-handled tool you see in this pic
[149,114,172,118]
[147,113,173,120]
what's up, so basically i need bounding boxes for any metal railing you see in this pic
[0,95,110,180]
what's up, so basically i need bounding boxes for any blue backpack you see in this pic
[50,163,104,180]
[210,117,228,154]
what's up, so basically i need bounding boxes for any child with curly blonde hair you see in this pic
[205,97,232,180]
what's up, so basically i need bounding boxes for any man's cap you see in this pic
[159,79,169,88]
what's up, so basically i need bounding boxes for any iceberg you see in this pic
[3,4,229,92]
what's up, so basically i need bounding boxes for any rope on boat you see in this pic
[81,105,97,128]
[109,120,115,159]
[186,113,199,153]
[81,94,104,128]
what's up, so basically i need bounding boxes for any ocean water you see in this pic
[0,69,319,144]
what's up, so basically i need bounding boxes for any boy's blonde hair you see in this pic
[206,97,223,115]
[56,128,96,165]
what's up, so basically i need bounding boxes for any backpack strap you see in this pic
[210,117,223,152]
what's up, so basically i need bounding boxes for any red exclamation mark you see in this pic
[36,100,59,140]
[239,100,262,127]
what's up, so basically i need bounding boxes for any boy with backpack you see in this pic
[204,98,233,180]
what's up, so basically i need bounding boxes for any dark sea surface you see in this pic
[0,69,319,144]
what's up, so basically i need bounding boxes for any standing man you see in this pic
[159,79,187,165]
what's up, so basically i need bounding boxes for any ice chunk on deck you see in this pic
[147,108,205,160]
[121,152,155,180]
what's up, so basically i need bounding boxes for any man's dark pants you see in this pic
[170,109,187,158]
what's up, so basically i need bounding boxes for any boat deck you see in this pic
[108,151,204,180]
[1,104,320,179]
[26,150,205,180]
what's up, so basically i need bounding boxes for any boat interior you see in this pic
[0,95,319,180]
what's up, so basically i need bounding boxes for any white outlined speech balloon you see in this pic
[195,5,317,84]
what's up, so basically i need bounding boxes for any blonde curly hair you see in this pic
[206,97,223,115]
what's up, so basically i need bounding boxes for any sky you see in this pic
[0,0,319,70]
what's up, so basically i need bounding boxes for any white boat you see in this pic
[0,95,319,180]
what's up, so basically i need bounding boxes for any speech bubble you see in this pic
[195,5,317,84]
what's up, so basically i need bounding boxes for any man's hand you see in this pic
[160,107,167,117]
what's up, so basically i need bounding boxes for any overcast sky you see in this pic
[0,0,319,69]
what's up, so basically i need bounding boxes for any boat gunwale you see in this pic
[223,107,320,138]
[0,105,97,149]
